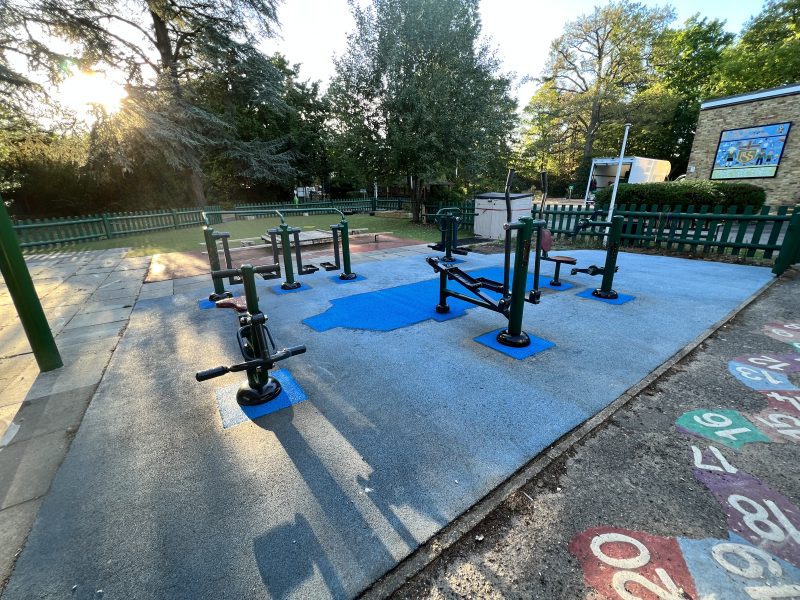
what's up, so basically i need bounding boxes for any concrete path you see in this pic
[1,249,776,599]
[391,269,800,599]
[0,249,149,586]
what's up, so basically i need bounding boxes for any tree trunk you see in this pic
[186,169,207,207]
[582,97,602,163]
[409,173,421,223]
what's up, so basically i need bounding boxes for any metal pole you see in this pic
[594,215,623,299]
[339,217,357,280]
[606,123,631,244]
[503,169,514,297]
[204,226,230,300]
[278,223,300,289]
[497,216,534,348]
[0,198,62,371]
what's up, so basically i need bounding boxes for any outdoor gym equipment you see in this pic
[195,263,306,405]
[542,211,624,299]
[425,207,472,263]
[201,208,357,299]
[568,214,624,299]
[427,169,546,348]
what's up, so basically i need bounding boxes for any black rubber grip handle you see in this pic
[287,345,307,356]
[195,366,229,382]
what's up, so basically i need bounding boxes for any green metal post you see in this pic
[773,208,800,276]
[339,217,357,280]
[240,264,269,390]
[0,198,62,371]
[497,216,534,348]
[595,215,623,299]
[204,226,230,300]
[443,215,454,262]
[279,223,300,289]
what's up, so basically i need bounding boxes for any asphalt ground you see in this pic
[391,268,800,599]
[1,250,778,599]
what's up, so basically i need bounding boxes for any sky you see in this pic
[260,0,761,110]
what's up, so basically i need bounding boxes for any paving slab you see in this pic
[63,307,133,330]
[0,430,69,510]
[0,499,42,585]
[2,251,776,599]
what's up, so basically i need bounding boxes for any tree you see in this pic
[641,16,733,174]
[541,1,675,167]
[717,0,800,95]
[3,0,293,206]
[327,0,516,220]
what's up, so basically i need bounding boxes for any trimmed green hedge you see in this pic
[593,180,766,212]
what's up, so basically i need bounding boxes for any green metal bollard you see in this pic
[594,215,623,299]
[773,208,800,276]
[0,198,62,371]
[279,223,300,289]
[497,216,535,348]
[204,226,231,300]
[338,217,357,280]
[240,264,270,392]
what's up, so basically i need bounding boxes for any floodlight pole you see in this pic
[605,123,631,246]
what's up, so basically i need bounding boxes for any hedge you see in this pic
[593,180,766,212]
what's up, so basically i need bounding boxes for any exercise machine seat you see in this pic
[216,296,249,312]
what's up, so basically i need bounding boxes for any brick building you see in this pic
[686,83,799,206]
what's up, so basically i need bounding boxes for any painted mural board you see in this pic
[711,122,791,180]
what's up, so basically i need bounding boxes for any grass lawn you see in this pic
[36,214,459,257]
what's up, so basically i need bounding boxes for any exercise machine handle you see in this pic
[271,345,307,362]
[195,366,230,381]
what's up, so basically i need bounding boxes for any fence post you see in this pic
[101,213,113,239]
[0,197,62,371]
[170,209,179,230]
[773,206,800,276]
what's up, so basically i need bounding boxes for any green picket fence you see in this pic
[542,203,799,262]
[233,197,408,215]
[13,206,220,250]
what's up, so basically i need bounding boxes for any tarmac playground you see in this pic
[3,245,776,599]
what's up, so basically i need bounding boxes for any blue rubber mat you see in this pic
[576,288,635,305]
[215,369,307,428]
[304,267,536,332]
[474,328,555,359]
[534,275,575,291]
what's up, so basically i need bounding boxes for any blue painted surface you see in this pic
[727,361,798,391]
[304,267,539,332]
[330,274,367,284]
[679,533,800,599]
[198,298,216,309]
[576,288,635,305]
[271,282,312,295]
[216,369,308,429]
[4,250,776,600]
[473,328,555,359]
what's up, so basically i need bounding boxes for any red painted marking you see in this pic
[759,390,800,417]
[569,526,698,599]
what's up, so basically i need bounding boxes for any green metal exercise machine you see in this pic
[201,208,357,299]
[427,170,546,348]
[195,263,306,405]
[425,207,472,263]
[569,214,624,299]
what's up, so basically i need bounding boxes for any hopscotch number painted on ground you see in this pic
[572,320,800,598]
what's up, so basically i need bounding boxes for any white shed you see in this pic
[584,157,671,202]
